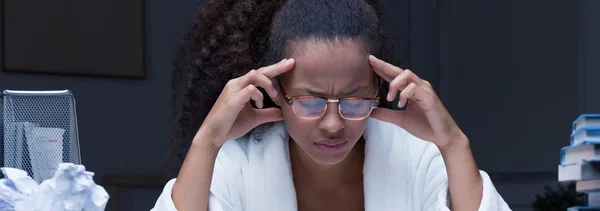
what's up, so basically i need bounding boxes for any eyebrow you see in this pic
[296,86,368,96]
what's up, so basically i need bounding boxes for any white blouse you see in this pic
[152,118,511,211]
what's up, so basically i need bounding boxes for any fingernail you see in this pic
[386,92,392,101]
[278,59,287,63]
[286,58,294,64]
[397,100,402,108]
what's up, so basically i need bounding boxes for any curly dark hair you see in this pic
[167,0,399,177]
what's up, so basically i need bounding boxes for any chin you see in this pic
[309,153,350,165]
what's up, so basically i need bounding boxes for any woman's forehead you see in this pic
[282,40,373,85]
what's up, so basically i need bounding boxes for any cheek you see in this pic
[281,105,316,140]
[345,119,369,139]
[281,104,328,145]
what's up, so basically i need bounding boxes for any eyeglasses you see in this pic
[276,78,380,120]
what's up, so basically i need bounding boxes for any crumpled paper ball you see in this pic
[0,163,109,211]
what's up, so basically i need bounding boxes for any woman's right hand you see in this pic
[173,60,295,211]
[196,58,296,149]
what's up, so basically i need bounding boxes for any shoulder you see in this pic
[214,121,288,172]
[214,138,248,169]
[365,118,440,158]
[364,118,443,177]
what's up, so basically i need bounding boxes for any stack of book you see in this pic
[559,114,600,211]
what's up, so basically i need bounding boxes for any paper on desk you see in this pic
[0,168,38,210]
[28,163,109,211]
[0,163,109,211]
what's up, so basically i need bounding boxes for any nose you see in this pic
[318,103,345,133]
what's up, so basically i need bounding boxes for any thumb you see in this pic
[370,108,402,126]
[254,107,284,125]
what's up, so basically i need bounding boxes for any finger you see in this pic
[421,79,432,87]
[398,82,435,111]
[420,79,437,96]
[238,84,264,108]
[399,81,453,138]
[236,70,277,99]
[369,107,403,127]
[398,82,416,108]
[251,71,277,98]
[371,64,394,82]
[253,107,284,125]
[403,69,424,86]
[387,69,423,102]
[387,72,410,102]
[369,55,403,82]
[258,58,296,78]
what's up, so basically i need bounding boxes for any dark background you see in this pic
[1,0,598,210]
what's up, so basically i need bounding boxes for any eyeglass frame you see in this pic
[275,77,381,120]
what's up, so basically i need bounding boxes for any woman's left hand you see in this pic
[369,56,486,211]
[368,55,466,150]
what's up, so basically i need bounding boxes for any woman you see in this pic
[154,0,511,210]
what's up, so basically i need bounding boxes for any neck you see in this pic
[290,137,365,190]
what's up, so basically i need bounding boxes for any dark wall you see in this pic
[0,0,201,210]
[454,0,579,172]
[442,0,582,210]
[579,0,600,114]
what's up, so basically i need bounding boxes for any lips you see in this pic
[313,139,348,153]
[314,139,346,146]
